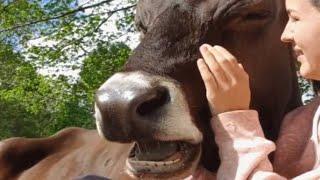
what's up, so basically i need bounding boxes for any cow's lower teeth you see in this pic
[129,158,181,166]
[126,140,201,176]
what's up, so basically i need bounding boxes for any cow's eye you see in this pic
[226,10,272,31]
[242,11,270,21]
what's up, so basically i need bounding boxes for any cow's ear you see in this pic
[139,32,145,41]
[134,7,147,41]
[134,0,172,38]
[135,20,147,41]
[134,0,148,36]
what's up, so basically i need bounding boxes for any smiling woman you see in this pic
[281,0,320,80]
[194,0,320,179]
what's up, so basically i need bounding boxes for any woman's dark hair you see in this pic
[310,0,320,9]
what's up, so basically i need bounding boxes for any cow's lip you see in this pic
[125,141,201,177]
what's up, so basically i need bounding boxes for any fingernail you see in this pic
[200,45,207,52]
[197,59,203,65]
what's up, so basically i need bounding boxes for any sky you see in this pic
[27,0,139,78]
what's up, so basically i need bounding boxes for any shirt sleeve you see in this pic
[211,110,286,180]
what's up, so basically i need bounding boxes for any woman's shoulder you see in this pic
[278,97,320,140]
[273,97,320,178]
[283,97,320,126]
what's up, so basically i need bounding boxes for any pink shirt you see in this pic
[190,104,320,180]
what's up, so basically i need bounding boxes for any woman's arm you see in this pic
[213,110,285,180]
[196,44,284,179]
[196,44,320,180]
[212,109,320,180]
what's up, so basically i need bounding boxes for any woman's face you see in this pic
[282,0,320,80]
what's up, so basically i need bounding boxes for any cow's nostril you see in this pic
[136,87,170,116]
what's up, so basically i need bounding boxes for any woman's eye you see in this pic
[289,16,299,22]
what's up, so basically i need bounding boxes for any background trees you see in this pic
[0,0,136,139]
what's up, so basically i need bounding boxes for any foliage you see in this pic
[0,43,88,139]
[0,40,131,140]
[1,0,137,68]
[80,42,131,99]
[298,76,316,104]
[0,0,136,139]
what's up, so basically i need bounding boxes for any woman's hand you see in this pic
[197,44,251,114]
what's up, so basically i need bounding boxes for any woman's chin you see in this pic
[299,70,311,79]
[299,66,320,80]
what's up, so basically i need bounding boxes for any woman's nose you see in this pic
[281,23,293,43]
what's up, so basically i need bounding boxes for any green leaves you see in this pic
[81,42,130,89]
[0,39,132,139]
[1,0,137,68]
[0,0,138,139]
[0,0,45,45]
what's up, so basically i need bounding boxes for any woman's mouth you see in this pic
[293,48,303,60]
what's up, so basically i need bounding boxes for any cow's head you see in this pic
[95,0,301,179]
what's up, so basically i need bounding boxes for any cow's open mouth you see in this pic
[126,141,201,177]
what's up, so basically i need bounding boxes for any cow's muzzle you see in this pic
[94,71,203,178]
[95,71,202,143]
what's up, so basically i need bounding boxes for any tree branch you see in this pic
[0,0,135,33]
[27,3,136,50]
[93,4,136,33]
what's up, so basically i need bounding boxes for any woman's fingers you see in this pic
[209,45,249,83]
[197,58,218,93]
[207,46,238,82]
[238,63,246,73]
[213,46,238,64]
[214,45,249,77]
[199,45,229,87]
[198,44,249,88]
[198,44,251,114]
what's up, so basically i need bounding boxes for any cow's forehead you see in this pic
[136,0,277,11]
[136,0,280,32]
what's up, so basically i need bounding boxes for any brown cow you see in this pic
[0,0,301,179]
